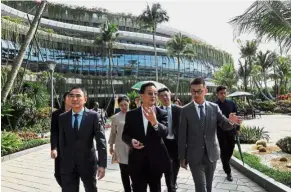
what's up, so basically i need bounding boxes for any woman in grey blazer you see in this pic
[109,95,132,192]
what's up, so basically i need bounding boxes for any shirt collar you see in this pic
[193,100,206,108]
[72,107,85,116]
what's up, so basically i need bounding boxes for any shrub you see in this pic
[233,151,291,187]
[1,130,22,156]
[256,140,267,147]
[274,100,291,114]
[17,131,39,141]
[252,100,276,112]
[239,125,270,144]
[276,136,291,154]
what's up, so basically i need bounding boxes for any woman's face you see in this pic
[119,100,129,113]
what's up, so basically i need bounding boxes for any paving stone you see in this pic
[236,185,253,191]
[1,130,268,192]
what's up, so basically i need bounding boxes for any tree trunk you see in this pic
[254,80,272,101]
[1,1,47,103]
[263,72,275,100]
[244,63,248,91]
[109,45,115,95]
[153,28,158,81]
[175,57,181,99]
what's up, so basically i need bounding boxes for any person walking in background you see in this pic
[179,78,242,192]
[109,95,132,192]
[158,88,181,192]
[59,87,107,192]
[122,82,170,192]
[215,86,240,181]
[50,91,71,187]
[93,101,107,127]
[173,98,182,106]
[134,96,141,108]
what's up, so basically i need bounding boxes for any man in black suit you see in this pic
[158,88,181,192]
[122,82,169,192]
[50,91,71,187]
[59,87,107,192]
[215,86,240,182]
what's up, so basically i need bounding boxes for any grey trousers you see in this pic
[189,154,217,192]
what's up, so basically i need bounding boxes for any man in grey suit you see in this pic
[59,87,107,192]
[178,78,241,192]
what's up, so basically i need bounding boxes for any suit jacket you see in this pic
[50,108,65,150]
[122,107,170,174]
[178,101,234,165]
[160,104,182,142]
[59,108,107,174]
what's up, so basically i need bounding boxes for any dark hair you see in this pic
[139,82,156,94]
[174,98,182,105]
[190,77,205,86]
[158,87,170,95]
[135,96,140,100]
[216,85,227,93]
[69,87,87,97]
[118,95,130,104]
[61,91,70,109]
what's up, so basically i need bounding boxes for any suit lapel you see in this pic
[138,107,146,137]
[190,101,200,122]
[205,101,211,133]
[79,108,89,132]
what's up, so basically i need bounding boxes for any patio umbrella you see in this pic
[235,134,245,166]
[227,91,253,97]
[131,81,167,91]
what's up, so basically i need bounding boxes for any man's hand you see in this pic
[109,147,114,155]
[229,113,242,125]
[180,159,188,170]
[143,107,158,126]
[51,149,57,159]
[132,139,144,149]
[97,167,105,180]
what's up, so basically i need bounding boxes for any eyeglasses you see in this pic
[191,89,204,95]
[69,94,82,98]
[146,92,158,96]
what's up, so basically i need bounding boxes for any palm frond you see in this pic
[229,1,291,52]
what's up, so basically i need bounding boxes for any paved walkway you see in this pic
[242,114,291,143]
[2,131,267,192]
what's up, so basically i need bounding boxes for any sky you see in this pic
[49,0,282,68]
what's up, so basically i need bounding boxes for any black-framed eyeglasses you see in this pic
[191,89,204,95]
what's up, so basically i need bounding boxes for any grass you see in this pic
[233,150,291,188]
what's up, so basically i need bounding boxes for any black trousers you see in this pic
[163,139,180,192]
[61,165,97,192]
[54,156,62,187]
[119,163,131,192]
[131,159,162,192]
[217,130,236,174]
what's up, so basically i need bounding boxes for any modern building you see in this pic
[1,1,232,107]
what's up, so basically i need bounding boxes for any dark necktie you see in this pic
[74,114,79,135]
[198,105,205,128]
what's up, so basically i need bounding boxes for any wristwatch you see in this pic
[153,123,158,130]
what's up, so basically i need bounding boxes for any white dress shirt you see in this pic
[193,100,206,119]
[141,108,149,135]
[163,105,174,139]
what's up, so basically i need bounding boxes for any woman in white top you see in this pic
[109,95,131,192]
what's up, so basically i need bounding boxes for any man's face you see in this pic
[190,84,207,101]
[135,97,141,106]
[69,88,87,109]
[141,86,157,106]
[217,89,227,101]
[158,91,171,106]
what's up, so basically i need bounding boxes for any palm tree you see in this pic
[95,20,119,95]
[238,59,252,91]
[238,40,258,91]
[229,1,291,52]
[274,56,291,94]
[166,32,194,97]
[251,64,272,101]
[1,1,47,103]
[138,3,169,81]
[255,51,276,100]
[213,63,238,90]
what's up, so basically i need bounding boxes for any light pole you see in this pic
[47,61,56,116]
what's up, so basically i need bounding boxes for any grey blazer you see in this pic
[178,101,234,165]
